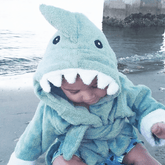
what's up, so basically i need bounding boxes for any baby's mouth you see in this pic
[40,69,119,96]
[85,99,98,105]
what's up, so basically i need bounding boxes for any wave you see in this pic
[0,57,41,76]
[1,52,164,76]
[1,27,165,76]
[118,52,165,73]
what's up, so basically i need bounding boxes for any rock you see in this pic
[159,87,165,91]
[122,68,130,73]
[137,66,144,69]
[103,13,165,28]
[143,18,152,27]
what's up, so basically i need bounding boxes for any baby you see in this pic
[8,4,165,165]
[53,75,165,165]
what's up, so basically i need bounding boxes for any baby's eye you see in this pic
[92,84,97,88]
[70,90,80,94]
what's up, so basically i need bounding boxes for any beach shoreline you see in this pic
[0,70,165,165]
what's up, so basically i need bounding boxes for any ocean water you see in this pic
[103,24,165,73]
[0,25,165,76]
[0,29,48,76]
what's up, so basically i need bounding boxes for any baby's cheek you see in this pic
[62,91,79,103]
[97,89,107,97]
[70,95,82,103]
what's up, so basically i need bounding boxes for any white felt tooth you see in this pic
[63,69,78,84]
[40,77,51,93]
[47,72,62,87]
[78,69,98,85]
[97,73,113,89]
[107,81,119,95]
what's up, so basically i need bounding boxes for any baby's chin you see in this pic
[74,102,90,110]
[73,98,100,109]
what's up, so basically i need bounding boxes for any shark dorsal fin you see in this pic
[40,4,78,43]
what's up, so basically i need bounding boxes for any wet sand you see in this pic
[0,70,165,165]
[128,70,165,165]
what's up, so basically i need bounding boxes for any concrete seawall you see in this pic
[104,0,165,20]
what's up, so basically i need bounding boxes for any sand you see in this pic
[0,70,165,165]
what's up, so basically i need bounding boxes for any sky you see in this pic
[0,0,104,32]
[1,0,159,32]
[0,0,40,30]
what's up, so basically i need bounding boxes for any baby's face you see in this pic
[61,75,107,108]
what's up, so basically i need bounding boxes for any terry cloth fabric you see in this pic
[7,4,165,165]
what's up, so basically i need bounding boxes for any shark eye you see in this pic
[53,36,60,44]
[94,40,103,49]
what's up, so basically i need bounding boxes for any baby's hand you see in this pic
[151,122,165,139]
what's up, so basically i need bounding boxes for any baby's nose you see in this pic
[82,90,95,102]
